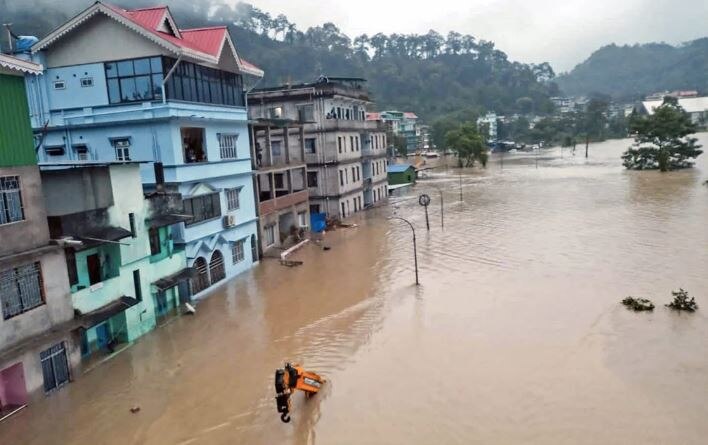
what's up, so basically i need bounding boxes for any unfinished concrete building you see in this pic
[248,77,388,220]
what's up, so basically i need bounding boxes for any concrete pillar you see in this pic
[265,126,272,166]
[283,127,290,164]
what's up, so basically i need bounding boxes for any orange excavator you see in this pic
[274,363,326,423]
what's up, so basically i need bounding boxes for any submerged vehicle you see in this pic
[274,363,326,423]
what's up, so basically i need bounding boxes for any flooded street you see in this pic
[2,135,708,444]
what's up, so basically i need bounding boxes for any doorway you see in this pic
[87,254,101,285]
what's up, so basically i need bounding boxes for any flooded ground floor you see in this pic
[1,136,708,444]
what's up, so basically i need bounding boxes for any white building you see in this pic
[477,112,498,141]
[642,96,708,125]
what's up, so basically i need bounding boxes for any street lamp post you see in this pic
[388,216,419,285]
[418,194,431,231]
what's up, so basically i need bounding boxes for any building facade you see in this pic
[41,163,191,360]
[23,2,263,296]
[0,54,77,418]
[367,110,419,153]
[248,77,388,220]
[249,119,310,255]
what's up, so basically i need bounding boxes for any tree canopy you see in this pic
[445,123,488,167]
[622,97,703,171]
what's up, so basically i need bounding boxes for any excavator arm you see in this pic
[274,363,325,423]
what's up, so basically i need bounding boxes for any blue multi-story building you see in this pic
[22,2,264,296]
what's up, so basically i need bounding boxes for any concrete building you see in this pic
[41,163,191,360]
[0,54,77,419]
[249,118,309,255]
[477,112,498,141]
[367,111,419,153]
[248,77,388,220]
[642,96,708,126]
[23,2,264,296]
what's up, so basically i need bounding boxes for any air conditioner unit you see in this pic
[223,214,236,228]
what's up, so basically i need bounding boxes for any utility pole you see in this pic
[388,217,419,285]
[585,135,590,158]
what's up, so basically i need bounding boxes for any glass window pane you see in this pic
[150,57,163,73]
[152,74,164,99]
[135,76,151,100]
[105,62,118,78]
[120,78,137,101]
[182,76,192,101]
[117,60,134,77]
[134,58,151,75]
[107,79,121,103]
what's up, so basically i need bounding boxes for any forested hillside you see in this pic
[3,0,559,121]
[556,39,708,100]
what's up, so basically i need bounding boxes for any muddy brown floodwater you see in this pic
[2,135,708,444]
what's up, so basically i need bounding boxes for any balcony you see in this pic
[259,190,309,215]
[71,275,124,315]
[320,119,380,132]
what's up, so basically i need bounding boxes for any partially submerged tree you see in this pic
[622,296,655,311]
[622,97,703,171]
[445,122,488,168]
[666,289,698,312]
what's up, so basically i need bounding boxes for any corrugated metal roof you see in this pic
[388,163,414,173]
[643,97,708,114]
[181,27,227,57]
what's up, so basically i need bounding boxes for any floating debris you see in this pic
[130,406,141,413]
[323,246,331,251]
[666,289,698,312]
[280,259,303,267]
[621,297,655,311]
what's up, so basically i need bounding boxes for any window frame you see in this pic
[183,192,222,226]
[0,261,45,320]
[0,176,25,225]
[218,133,239,160]
[232,239,246,264]
[225,187,241,211]
[105,56,164,104]
[149,227,162,256]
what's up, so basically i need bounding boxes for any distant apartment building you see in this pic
[248,118,309,255]
[0,54,77,417]
[367,110,419,153]
[477,112,499,141]
[22,2,264,296]
[248,77,388,220]
[419,125,432,150]
[41,163,190,360]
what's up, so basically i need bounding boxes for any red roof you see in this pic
[103,3,261,74]
[366,112,382,121]
[403,112,418,119]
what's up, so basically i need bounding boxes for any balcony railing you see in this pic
[320,119,381,132]
[259,189,309,215]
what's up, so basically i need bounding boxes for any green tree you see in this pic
[622,97,703,171]
[389,132,408,157]
[446,122,488,167]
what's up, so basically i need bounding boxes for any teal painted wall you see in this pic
[0,74,36,167]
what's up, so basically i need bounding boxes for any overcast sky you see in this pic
[243,0,708,72]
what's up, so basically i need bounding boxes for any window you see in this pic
[271,140,282,156]
[298,211,308,228]
[112,138,131,161]
[0,176,24,225]
[307,171,318,187]
[350,136,354,152]
[129,213,136,238]
[149,227,161,255]
[53,80,65,90]
[264,225,276,246]
[336,107,342,119]
[226,188,240,211]
[338,137,343,154]
[45,145,66,156]
[181,127,206,163]
[105,56,163,104]
[341,202,346,218]
[73,144,89,160]
[163,57,244,107]
[305,138,316,154]
[64,249,78,286]
[356,137,360,151]
[183,193,221,225]
[40,343,70,393]
[310,204,321,214]
[218,133,239,159]
[339,170,344,187]
[298,104,315,122]
[351,167,356,182]
[269,107,283,119]
[133,270,142,302]
[1,262,44,320]
[274,173,285,189]
[232,239,245,264]
[80,77,94,88]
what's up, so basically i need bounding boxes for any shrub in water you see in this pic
[666,288,698,312]
[621,297,655,311]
